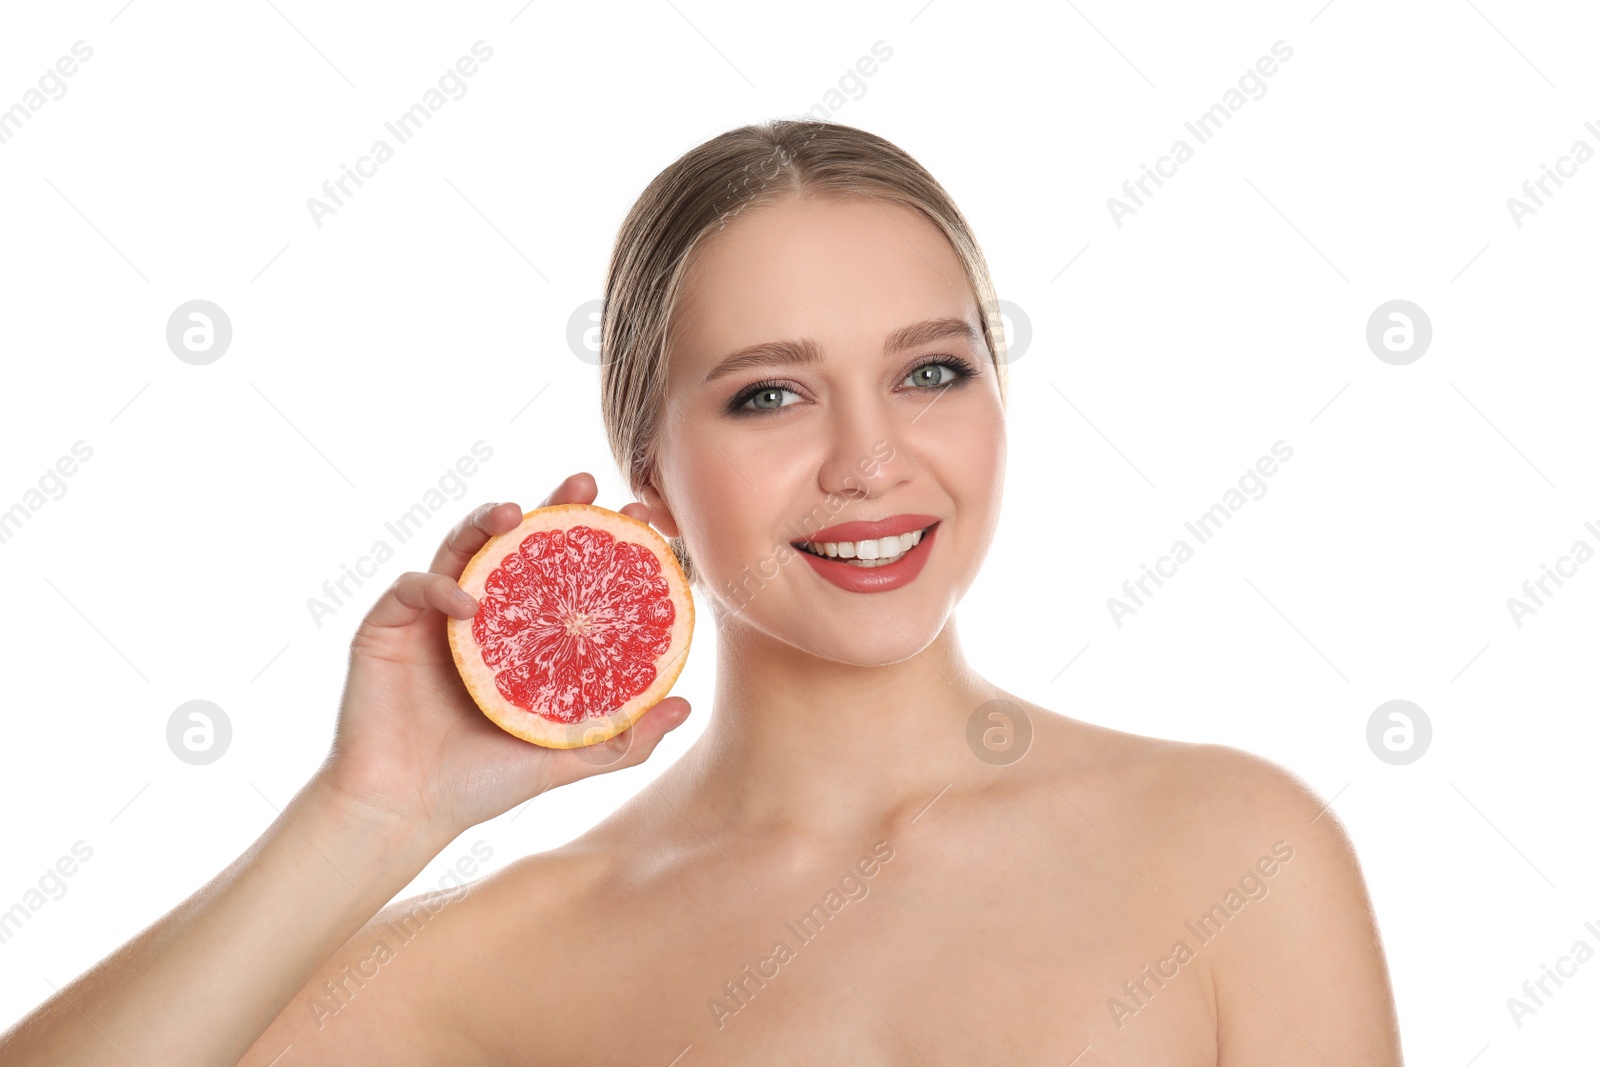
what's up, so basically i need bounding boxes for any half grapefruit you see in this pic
[448,503,693,749]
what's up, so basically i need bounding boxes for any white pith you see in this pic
[798,526,929,566]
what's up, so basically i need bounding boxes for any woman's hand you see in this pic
[315,471,692,843]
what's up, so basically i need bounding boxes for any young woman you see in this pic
[2,120,1403,1065]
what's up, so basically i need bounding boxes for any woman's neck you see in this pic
[669,615,1005,846]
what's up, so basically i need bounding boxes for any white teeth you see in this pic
[799,526,930,566]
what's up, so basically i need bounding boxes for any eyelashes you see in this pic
[726,355,980,416]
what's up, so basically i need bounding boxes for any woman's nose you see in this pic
[816,401,910,500]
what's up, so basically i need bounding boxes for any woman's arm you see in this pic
[0,776,446,1065]
[0,475,692,1065]
[1197,748,1405,1065]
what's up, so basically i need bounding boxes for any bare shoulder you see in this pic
[238,841,616,1066]
[1017,704,1402,1063]
[1016,702,1340,867]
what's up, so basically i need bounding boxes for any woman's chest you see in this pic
[493,828,1219,1065]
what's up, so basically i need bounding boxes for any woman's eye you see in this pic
[904,362,958,388]
[732,359,972,415]
[739,385,801,412]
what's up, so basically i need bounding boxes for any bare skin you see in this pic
[229,700,1398,1065]
[1,193,1402,1065]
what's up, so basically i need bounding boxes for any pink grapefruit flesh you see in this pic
[448,503,693,749]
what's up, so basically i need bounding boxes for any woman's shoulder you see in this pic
[1026,707,1385,959]
[1021,703,1400,1055]
[1025,701,1330,819]
[446,832,624,930]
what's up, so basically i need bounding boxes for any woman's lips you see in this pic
[797,513,941,543]
[793,522,939,593]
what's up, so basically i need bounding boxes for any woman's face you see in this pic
[642,192,1006,665]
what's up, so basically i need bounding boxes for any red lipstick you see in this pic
[795,514,939,544]
[789,515,940,594]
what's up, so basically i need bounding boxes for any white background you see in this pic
[2,0,1597,1061]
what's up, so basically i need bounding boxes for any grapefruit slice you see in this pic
[447,503,693,749]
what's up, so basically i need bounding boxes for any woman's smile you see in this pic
[788,511,942,589]
[790,519,941,592]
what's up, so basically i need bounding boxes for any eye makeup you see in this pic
[725,355,980,417]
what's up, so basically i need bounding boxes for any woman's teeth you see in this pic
[800,528,926,567]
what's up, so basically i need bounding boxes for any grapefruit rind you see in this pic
[447,503,694,749]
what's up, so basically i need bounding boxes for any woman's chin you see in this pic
[732,601,952,666]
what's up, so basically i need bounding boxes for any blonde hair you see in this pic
[599,118,1009,585]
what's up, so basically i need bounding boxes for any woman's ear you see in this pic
[638,480,681,539]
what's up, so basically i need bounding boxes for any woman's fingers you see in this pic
[361,570,479,631]
[429,501,521,577]
[540,697,692,782]
[636,696,692,738]
[537,471,599,508]
[428,474,603,579]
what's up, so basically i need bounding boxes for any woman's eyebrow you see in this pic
[703,317,981,384]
